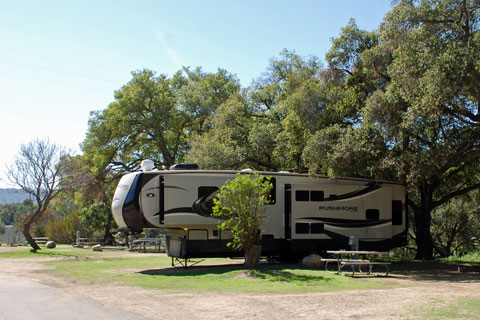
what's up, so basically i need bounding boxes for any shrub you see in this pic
[212,173,272,269]
[45,210,92,244]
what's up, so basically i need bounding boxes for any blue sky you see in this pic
[0,0,392,187]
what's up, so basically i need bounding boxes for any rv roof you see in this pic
[147,169,402,185]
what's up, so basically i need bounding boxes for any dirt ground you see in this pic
[1,248,479,320]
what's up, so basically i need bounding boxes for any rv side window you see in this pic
[392,200,403,225]
[198,186,219,198]
[311,191,324,201]
[366,209,380,220]
[295,190,309,201]
[295,223,309,234]
[124,174,140,205]
[310,223,324,233]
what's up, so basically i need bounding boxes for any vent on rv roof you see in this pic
[169,163,199,170]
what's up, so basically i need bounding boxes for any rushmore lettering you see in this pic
[318,206,358,213]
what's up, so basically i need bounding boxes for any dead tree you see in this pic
[6,138,66,250]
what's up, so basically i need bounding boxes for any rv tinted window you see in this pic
[366,209,380,220]
[310,223,324,234]
[311,191,324,201]
[198,186,219,198]
[392,200,403,225]
[124,174,140,206]
[295,190,309,201]
[295,223,309,234]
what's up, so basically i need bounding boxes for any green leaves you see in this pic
[188,50,347,171]
[212,173,272,251]
[82,68,239,174]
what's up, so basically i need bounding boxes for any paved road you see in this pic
[0,273,151,320]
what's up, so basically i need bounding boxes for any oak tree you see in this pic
[304,0,480,259]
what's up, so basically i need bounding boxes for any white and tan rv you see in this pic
[112,162,407,259]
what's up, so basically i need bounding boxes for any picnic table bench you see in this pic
[323,250,390,277]
[33,237,49,246]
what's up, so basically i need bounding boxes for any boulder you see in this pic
[302,254,323,268]
[46,241,56,249]
[92,244,103,252]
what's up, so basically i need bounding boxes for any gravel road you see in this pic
[0,272,151,320]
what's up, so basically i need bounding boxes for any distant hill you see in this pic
[0,188,30,204]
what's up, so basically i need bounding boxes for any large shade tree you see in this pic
[80,67,239,241]
[187,50,326,171]
[304,0,480,260]
[83,67,240,175]
[372,0,480,260]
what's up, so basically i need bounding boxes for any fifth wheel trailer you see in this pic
[112,163,407,259]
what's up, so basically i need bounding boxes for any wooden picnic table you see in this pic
[324,250,390,276]
[131,238,162,252]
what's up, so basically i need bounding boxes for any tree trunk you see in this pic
[23,220,41,251]
[413,205,434,260]
[244,245,262,269]
[102,194,114,245]
[102,212,114,245]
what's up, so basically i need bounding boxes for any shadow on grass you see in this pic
[140,263,244,276]
[250,268,331,282]
[390,261,480,282]
[139,264,332,283]
[139,260,479,283]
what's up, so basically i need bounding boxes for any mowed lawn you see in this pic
[0,245,397,294]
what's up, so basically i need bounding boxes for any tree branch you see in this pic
[433,182,480,209]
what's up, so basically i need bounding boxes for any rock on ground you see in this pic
[302,254,323,268]
[46,241,56,249]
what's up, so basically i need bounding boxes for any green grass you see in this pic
[444,252,480,265]
[0,246,404,294]
[414,298,480,319]
[45,255,396,294]
[0,245,103,258]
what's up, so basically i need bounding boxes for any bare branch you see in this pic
[5,138,68,250]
